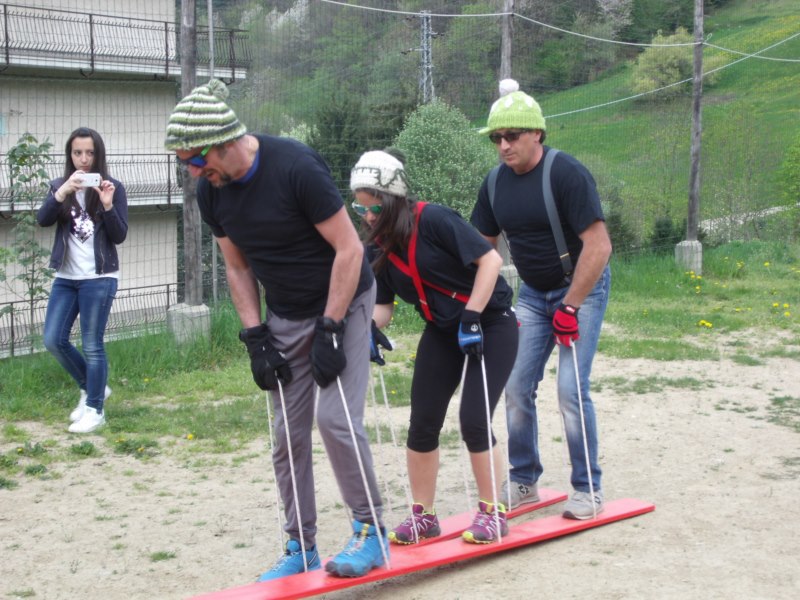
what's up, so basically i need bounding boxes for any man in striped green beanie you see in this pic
[165,78,390,581]
[164,78,247,150]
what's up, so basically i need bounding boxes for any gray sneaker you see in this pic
[505,481,540,509]
[562,490,604,520]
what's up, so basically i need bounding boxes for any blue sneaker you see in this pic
[325,520,389,578]
[257,539,320,582]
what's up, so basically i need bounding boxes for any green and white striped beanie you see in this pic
[164,79,247,150]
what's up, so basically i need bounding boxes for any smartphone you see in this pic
[79,173,102,187]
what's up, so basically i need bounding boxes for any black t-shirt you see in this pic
[196,134,373,319]
[371,203,513,331]
[470,147,604,291]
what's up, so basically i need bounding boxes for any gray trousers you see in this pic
[266,284,382,547]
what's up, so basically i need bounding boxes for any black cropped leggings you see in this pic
[407,309,519,453]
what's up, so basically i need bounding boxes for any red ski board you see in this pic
[392,486,567,551]
[192,497,654,600]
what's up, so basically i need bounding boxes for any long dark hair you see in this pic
[360,188,416,273]
[59,127,110,222]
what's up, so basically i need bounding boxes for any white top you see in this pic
[57,190,119,280]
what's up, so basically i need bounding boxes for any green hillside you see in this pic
[534,0,800,244]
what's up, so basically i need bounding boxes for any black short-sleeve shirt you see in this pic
[470,147,604,291]
[371,203,513,331]
[196,135,373,319]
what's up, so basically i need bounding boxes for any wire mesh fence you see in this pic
[0,0,798,356]
[0,282,180,358]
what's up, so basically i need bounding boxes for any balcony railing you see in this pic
[0,153,186,210]
[0,3,250,79]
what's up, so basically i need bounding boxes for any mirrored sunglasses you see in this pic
[177,145,212,168]
[351,201,383,217]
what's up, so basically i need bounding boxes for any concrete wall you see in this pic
[0,79,177,156]
[0,208,178,305]
[15,0,175,23]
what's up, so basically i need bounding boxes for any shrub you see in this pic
[606,212,639,258]
[395,101,496,217]
[777,131,800,240]
[648,214,685,253]
[630,27,724,100]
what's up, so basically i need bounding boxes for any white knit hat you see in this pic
[349,150,408,197]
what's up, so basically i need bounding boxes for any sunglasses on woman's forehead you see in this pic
[351,202,383,216]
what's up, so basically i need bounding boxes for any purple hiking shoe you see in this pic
[462,500,508,544]
[389,503,442,545]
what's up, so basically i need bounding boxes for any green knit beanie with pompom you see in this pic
[479,79,546,135]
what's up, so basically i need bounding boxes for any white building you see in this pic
[0,0,249,355]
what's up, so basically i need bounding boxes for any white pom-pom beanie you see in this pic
[479,78,546,135]
[350,150,408,197]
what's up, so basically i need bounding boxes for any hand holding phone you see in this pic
[79,173,102,187]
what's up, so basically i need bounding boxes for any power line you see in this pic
[322,0,800,57]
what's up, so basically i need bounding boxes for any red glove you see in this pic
[553,303,580,347]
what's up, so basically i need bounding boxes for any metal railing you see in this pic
[0,153,184,209]
[0,3,250,76]
[0,282,179,358]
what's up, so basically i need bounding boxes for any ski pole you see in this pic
[479,354,502,543]
[263,390,284,554]
[456,355,474,512]
[570,341,597,519]
[276,379,312,572]
[332,338,391,570]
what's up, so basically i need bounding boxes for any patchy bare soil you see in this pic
[1,343,799,600]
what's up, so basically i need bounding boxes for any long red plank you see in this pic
[392,487,567,551]
[191,497,654,600]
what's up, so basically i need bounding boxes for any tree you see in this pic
[630,27,695,99]
[630,26,724,100]
[777,131,800,241]
[308,92,366,194]
[1,134,54,331]
[395,100,496,217]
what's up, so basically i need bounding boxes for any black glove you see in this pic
[311,316,347,388]
[370,320,393,366]
[457,309,483,357]
[238,323,293,391]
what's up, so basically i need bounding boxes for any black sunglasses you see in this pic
[488,130,532,145]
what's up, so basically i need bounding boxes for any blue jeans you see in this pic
[505,266,610,492]
[43,277,117,411]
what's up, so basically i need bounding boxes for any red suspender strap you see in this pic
[386,202,470,322]
[406,202,432,320]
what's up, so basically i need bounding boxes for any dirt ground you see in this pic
[2,343,799,600]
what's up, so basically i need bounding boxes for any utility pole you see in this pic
[180,0,202,305]
[168,0,211,344]
[500,0,514,79]
[420,11,435,103]
[676,0,704,273]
